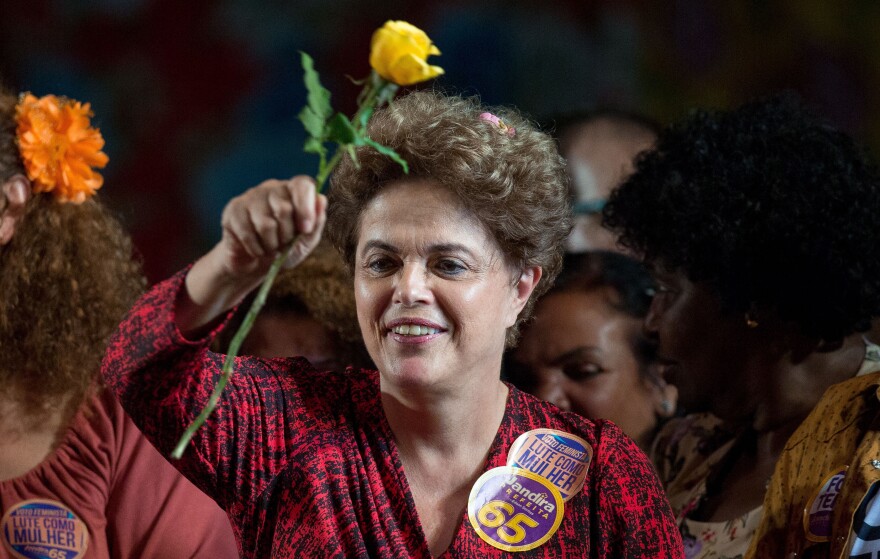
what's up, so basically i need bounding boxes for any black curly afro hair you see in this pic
[603,93,880,343]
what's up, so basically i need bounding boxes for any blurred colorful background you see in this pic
[1,0,877,282]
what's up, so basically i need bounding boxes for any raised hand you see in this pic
[218,176,327,278]
[180,176,327,334]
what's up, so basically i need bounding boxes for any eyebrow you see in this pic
[549,346,600,366]
[359,240,479,260]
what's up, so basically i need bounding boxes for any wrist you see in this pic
[179,246,264,335]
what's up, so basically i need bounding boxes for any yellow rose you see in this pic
[369,20,444,86]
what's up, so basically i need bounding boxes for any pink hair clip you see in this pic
[479,112,516,137]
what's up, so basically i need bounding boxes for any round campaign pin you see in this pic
[803,466,848,542]
[1,499,89,559]
[468,466,564,552]
[507,429,592,501]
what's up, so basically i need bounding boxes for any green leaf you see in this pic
[298,52,332,139]
[375,82,399,107]
[326,113,360,145]
[345,144,360,169]
[363,137,409,174]
[299,106,326,140]
[303,137,326,156]
[356,106,374,131]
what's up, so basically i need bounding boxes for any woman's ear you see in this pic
[504,266,543,328]
[650,375,678,418]
[515,266,542,303]
[644,363,678,418]
[0,175,33,245]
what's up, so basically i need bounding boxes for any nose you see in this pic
[394,262,433,306]
[532,372,572,411]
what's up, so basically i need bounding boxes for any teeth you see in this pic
[392,324,440,336]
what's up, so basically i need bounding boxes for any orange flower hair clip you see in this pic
[15,93,109,204]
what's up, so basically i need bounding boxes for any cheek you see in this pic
[354,278,387,341]
[354,274,387,314]
[571,373,626,417]
[566,376,622,418]
[570,365,646,414]
[446,280,512,335]
[572,376,655,435]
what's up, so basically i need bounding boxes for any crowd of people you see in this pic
[2,74,879,559]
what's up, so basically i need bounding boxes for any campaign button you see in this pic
[803,467,847,542]
[468,466,564,552]
[507,429,592,501]
[2,499,89,559]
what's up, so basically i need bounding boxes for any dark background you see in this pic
[2,0,877,282]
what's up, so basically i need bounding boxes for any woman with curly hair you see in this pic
[0,87,237,558]
[603,93,880,558]
[103,90,683,558]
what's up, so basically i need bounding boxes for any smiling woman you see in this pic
[352,180,523,392]
[103,90,684,558]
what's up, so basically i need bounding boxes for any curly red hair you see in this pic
[0,86,144,424]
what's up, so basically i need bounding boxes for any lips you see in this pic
[385,317,446,338]
[391,324,440,336]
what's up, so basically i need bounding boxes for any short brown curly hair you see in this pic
[326,91,572,346]
[0,86,145,424]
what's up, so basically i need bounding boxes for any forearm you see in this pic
[177,176,327,336]
[102,269,228,453]
[178,245,265,337]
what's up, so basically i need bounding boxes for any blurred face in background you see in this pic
[512,287,674,448]
[240,310,344,371]
[562,118,657,253]
[644,268,751,421]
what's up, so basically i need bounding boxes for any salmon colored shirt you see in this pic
[0,389,239,559]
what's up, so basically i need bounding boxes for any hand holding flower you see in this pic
[172,20,443,459]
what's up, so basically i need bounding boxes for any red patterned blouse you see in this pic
[102,271,684,558]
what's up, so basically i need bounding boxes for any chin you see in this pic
[380,360,444,389]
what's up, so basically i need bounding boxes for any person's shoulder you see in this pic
[269,362,380,409]
[72,387,120,440]
[809,369,880,426]
[784,370,880,451]
[509,384,600,440]
[650,412,735,486]
[654,413,730,453]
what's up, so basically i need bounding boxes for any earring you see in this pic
[660,400,674,415]
[745,312,759,328]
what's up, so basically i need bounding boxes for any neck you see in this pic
[751,333,866,432]
[382,377,509,460]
